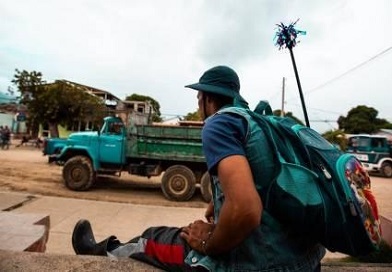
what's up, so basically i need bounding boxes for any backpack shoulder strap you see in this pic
[254,100,273,115]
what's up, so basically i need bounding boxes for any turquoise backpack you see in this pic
[247,101,381,256]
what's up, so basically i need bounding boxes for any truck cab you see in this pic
[98,117,127,166]
[346,134,392,178]
[55,116,128,174]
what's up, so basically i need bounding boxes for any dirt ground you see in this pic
[0,145,391,216]
[0,145,208,209]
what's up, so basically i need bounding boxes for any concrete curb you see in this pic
[321,261,392,271]
[0,250,163,272]
[1,250,391,272]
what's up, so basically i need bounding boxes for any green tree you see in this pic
[183,110,201,121]
[11,69,45,136]
[12,69,105,137]
[125,94,162,122]
[337,105,391,134]
[39,81,106,137]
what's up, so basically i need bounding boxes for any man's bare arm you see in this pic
[204,155,262,255]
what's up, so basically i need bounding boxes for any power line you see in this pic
[280,45,392,122]
[306,45,392,95]
[164,45,392,121]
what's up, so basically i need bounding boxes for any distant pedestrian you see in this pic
[0,126,3,148]
[1,126,11,150]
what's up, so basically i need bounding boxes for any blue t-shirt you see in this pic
[202,113,247,174]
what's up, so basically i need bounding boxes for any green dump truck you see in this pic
[346,134,392,178]
[49,113,211,202]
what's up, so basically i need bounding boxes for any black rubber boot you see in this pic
[72,219,120,256]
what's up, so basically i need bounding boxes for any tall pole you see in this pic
[281,77,285,117]
[274,20,310,127]
[289,48,310,127]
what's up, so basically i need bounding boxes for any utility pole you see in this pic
[281,77,285,117]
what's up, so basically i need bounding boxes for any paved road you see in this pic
[366,175,392,219]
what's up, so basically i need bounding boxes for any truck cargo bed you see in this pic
[127,124,205,162]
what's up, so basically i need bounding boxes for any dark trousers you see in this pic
[112,226,206,271]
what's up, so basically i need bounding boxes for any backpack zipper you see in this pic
[318,164,332,179]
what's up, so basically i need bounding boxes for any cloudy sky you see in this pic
[1,0,391,132]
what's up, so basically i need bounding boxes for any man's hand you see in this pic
[180,220,214,254]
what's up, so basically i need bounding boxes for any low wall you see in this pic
[1,250,391,272]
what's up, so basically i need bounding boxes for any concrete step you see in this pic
[0,212,50,252]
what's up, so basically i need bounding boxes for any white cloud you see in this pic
[1,0,391,132]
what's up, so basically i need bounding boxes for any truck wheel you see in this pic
[161,165,196,201]
[381,162,392,178]
[63,156,95,191]
[200,172,212,203]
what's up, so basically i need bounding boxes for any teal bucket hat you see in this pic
[185,66,242,98]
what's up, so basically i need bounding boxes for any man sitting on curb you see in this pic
[72,66,325,271]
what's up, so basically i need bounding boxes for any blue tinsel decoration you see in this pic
[274,19,306,50]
